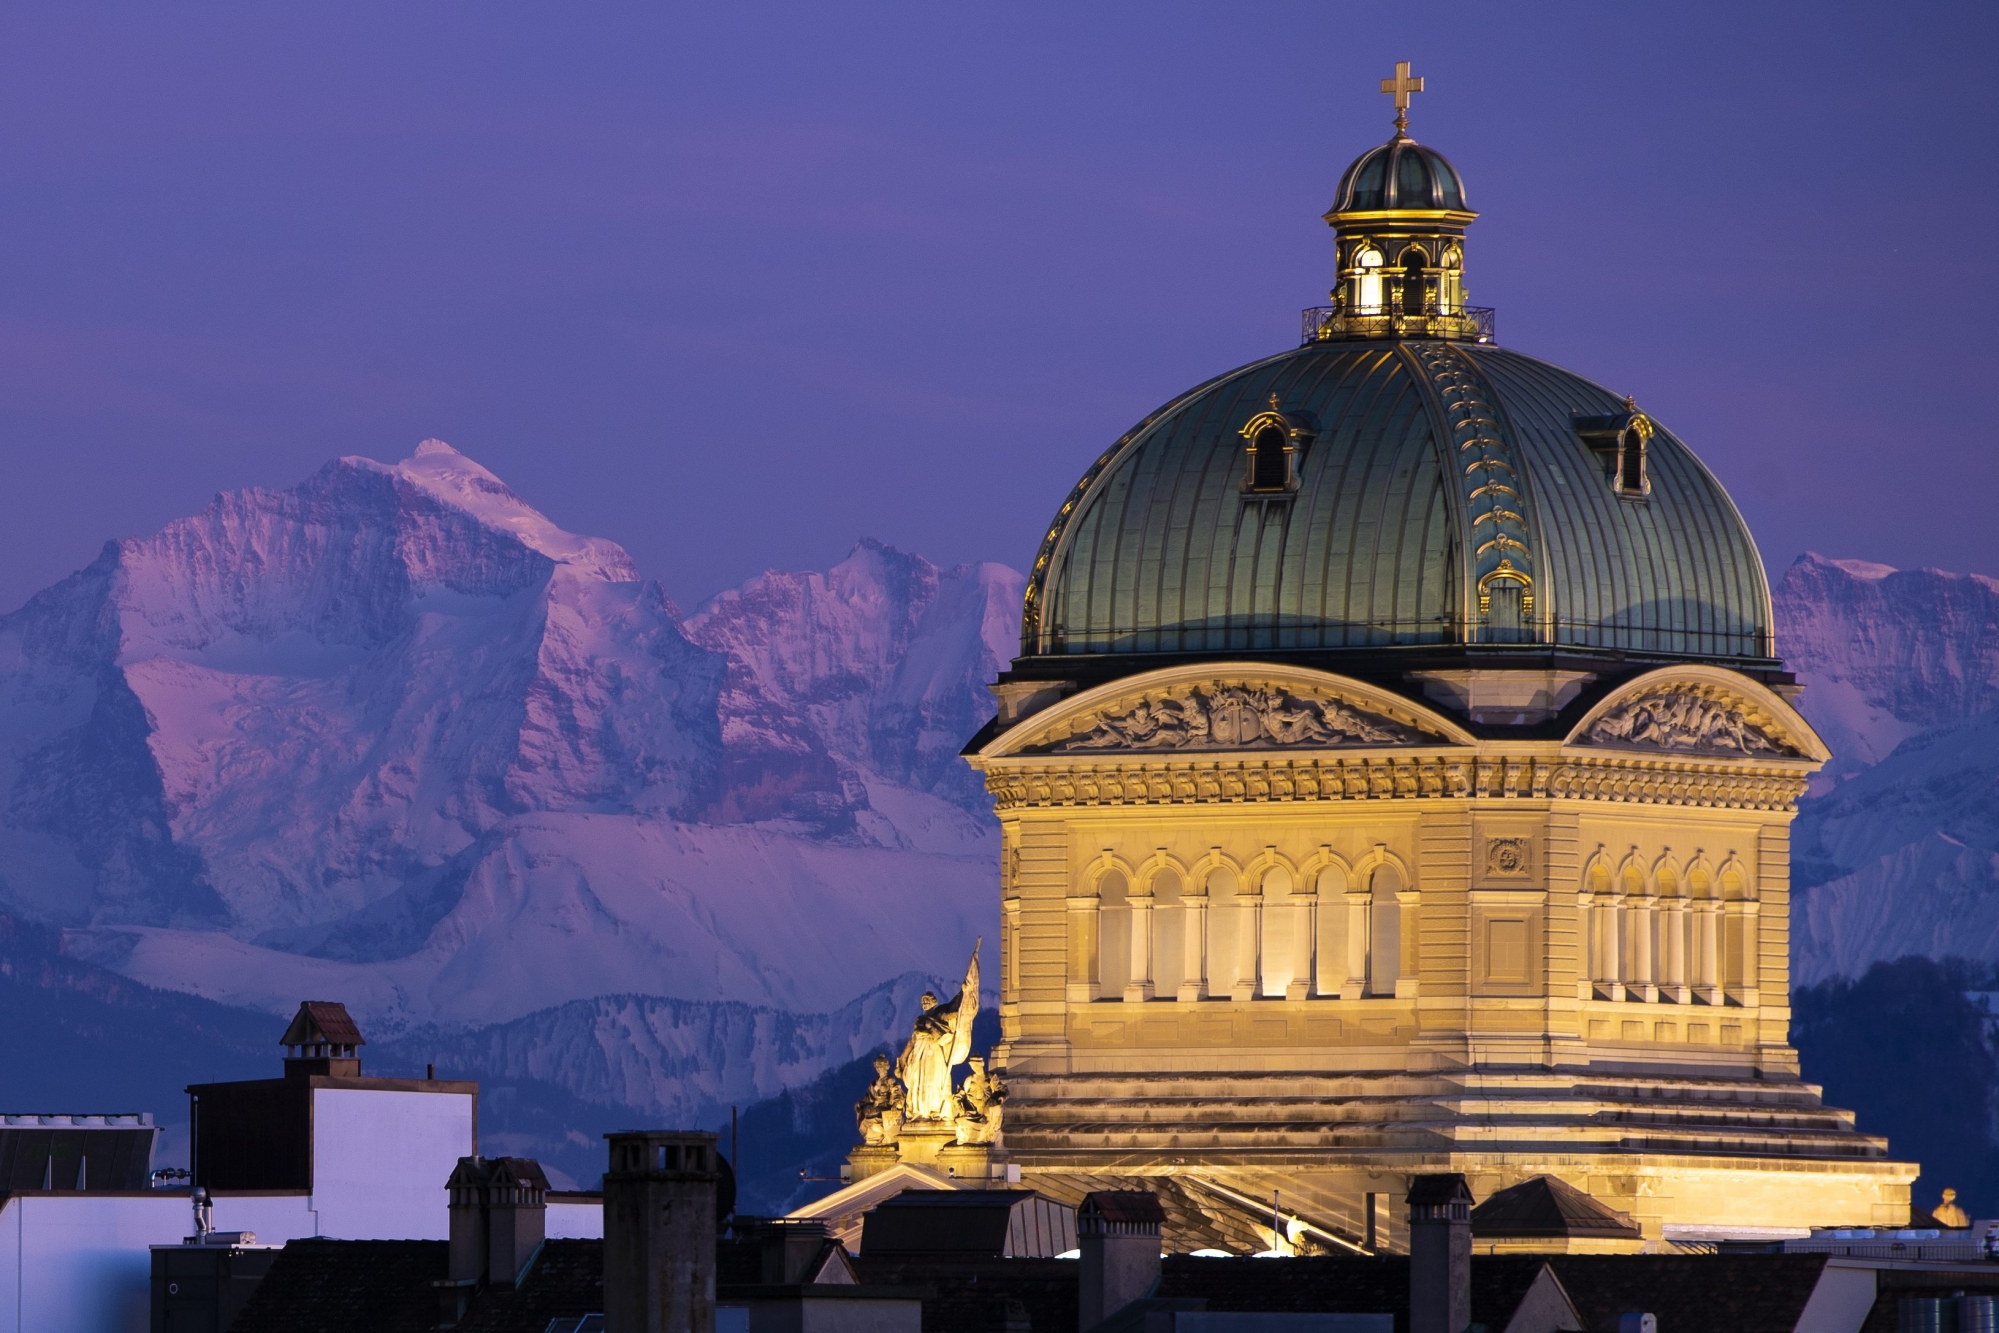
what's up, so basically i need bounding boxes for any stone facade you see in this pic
[965,661,1915,1249]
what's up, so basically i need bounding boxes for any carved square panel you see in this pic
[1472,907,1542,996]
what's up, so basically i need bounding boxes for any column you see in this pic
[1288,888,1316,1002]
[1663,900,1689,1003]
[1066,894,1100,1003]
[1180,892,1208,1002]
[1696,903,1721,1005]
[1233,887,1261,1002]
[1125,892,1154,1002]
[1344,891,1370,1001]
[1631,894,1657,1003]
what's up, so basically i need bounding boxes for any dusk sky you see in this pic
[1,3,1993,617]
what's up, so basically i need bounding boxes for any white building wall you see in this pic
[0,1193,319,1333]
[547,1197,604,1238]
[309,1087,474,1240]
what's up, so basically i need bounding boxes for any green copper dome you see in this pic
[1332,137,1467,213]
[1020,339,1772,665]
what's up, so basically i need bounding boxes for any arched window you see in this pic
[1150,869,1185,998]
[1400,249,1427,316]
[1354,247,1385,313]
[1439,247,1463,314]
[1250,424,1289,491]
[1098,870,1130,996]
[1618,426,1647,494]
[1367,863,1403,996]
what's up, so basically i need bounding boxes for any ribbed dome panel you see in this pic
[1028,341,1772,663]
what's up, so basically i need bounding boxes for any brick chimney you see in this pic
[1078,1190,1164,1330]
[604,1131,718,1333]
[1408,1174,1473,1333]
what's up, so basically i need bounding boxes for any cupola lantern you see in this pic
[1306,62,1490,345]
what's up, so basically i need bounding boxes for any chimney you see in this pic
[604,1130,718,1333]
[448,1156,550,1306]
[1078,1190,1165,1331]
[1408,1174,1473,1333]
[753,1218,833,1284]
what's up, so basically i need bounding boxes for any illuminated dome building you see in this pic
[962,66,1913,1251]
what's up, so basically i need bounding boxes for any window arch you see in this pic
[1250,424,1289,490]
[1205,865,1241,996]
[1354,246,1385,313]
[1314,862,1351,997]
[1439,246,1464,313]
[1399,247,1428,316]
[1259,865,1303,998]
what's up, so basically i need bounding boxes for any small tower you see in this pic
[603,1130,718,1333]
[1311,61,1486,344]
[278,1001,364,1079]
[1408,1174,1473,1333]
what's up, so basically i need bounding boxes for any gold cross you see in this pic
[1380,60,1424,136]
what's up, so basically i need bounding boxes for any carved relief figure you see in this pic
[1056,685,1416,753]
[1584,689,1787,756]
[895,940,981,1123]
[952,1055,1007,1145]
[854,1053,907,1145]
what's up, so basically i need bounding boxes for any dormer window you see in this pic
[1573,403,1655,499]
[1238,398,1313,496]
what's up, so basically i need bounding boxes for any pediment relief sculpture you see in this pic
[1578,686,1795,758]
[1034,683,1429,754]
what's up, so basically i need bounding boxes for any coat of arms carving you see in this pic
[1047,684,1422,753]
[1581,688,1792,757]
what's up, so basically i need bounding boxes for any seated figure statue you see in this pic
[855,1053,907,1146]
[952,1055,1008,1146]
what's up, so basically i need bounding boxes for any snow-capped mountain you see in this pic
[0,441,1007,1028]
[1778,554,1999,983]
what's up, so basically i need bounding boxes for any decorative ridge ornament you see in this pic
[1381,60,1425,138]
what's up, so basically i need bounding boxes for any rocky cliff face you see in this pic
[0,441,1002,1026]
[1778,554,1999,983]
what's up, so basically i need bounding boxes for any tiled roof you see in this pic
[279,1001,366,1048]
[1471,1175,1642,1239]
[229,1240,445,1333]
[456,1239,603,1333]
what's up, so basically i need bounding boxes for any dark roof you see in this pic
[1159,1255,1553,1333]
[449,1156,551,1192]
[1471,1175,1641,1240]
[229,1240,445,1333]
[1406,1174,1473,1207]
[1549,1255,1831,1333]
[1331,135,1469,212]
[1080,1191,1166,1225]
[0,1124,157,1191]
[861,1188,1052,1257]
[279,1001,365,1048]
[857,1256,1080,1333]
[228,1238,605,1333]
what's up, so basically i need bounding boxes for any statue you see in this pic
[854,1053,906,1145]
[895,939,981,1123]
[953,1055,1007,1145]
[1936,1188,1971,1229]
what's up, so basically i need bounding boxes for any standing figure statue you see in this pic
[895,939,981,1123]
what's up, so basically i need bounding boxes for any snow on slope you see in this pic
[0,441,1002,1031]
[1779,554,1999,981]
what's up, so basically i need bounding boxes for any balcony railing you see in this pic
[1301,304,1496,346]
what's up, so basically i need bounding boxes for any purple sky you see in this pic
[1,3,1994,616]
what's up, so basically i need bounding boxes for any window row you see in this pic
[1344,242,1464,317]
[1070,862,1413,1003]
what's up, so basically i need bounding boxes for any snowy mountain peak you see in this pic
[349,439,639,584]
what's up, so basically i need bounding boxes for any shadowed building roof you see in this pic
[1471,1175,1642,1242]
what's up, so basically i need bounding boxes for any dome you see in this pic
[1020,339,1772,666]
[1330,137,1467,213]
